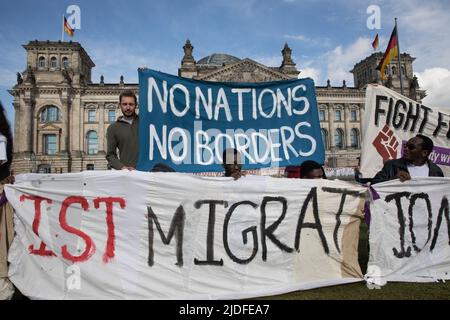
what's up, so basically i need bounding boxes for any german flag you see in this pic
[372,33,379,50]
[64,17,74,37]
[376,26,398,80]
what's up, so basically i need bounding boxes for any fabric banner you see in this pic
[5,172,364,299]
[137,69,324,172]
[367,178,450,285]
[360,84,450,178]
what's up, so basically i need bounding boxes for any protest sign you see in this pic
[360,84,450,178]
[367,178,450,285]
[6,171,364,299]
[137,69,324,172]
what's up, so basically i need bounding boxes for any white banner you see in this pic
[367,178,450,284]
[360,84,450,178]
[5,171,366,299]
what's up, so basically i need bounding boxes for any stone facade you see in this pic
[9,40,425,174]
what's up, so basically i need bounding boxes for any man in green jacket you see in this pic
[106,90,139,170]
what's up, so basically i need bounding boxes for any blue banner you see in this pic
[137,69,324,172]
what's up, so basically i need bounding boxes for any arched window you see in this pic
[86,131,98,155]
[401,65,406,77]
[40,106,60,122]
[38,56,46,68]
[351,128,360,149]
[62,57,69,69]
[335,109,342,121]
[384,66,389,76]
[335,129,344,149]
[392,66,397,75]
[50,57,58,69]
[321,128,328,150]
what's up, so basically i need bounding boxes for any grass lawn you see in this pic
[261,222,450,300]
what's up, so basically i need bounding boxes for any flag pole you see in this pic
[62,14,65,42]
[395,18,404,95]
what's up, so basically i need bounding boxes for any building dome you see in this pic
[197,53,240,66]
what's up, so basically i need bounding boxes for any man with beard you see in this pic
[106,90,139,170]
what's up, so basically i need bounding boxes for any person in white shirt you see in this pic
[372,134,444,184]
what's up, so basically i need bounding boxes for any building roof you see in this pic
[197,53,241,66]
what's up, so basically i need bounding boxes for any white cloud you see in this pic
[376,0,450,71]
[298,67,321,84]
[284,34,331,48]
[254,56,280,67]
[415,68,450,109]
[84,40,179,83]
[324,37,373,86]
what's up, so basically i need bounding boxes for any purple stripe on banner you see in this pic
[0,191,7,206]
[401,140,450,166]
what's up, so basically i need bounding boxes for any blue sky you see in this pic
[1,0,450,129]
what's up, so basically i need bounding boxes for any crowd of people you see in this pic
[0,90,446,299]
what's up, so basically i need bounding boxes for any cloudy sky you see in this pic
[1,0,449,127]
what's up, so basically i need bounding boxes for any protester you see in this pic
[0,102,15,300]
[372,134,444,184]
[150,163,175,173]
[300,160,327,179]
[284,166,301,178]
[222,148,245,180]
[106,90,139,170]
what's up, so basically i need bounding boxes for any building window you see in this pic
[43,134,57,155]
[351,128,360,149]
[319,110,325,121]
[335,110,342,121]
[86,131,98,155]
[62,57,69,69]
[351,110,358,121]
[392,66,397,75]
[108,110,116,122]
[40,106,60,122]
[38,164,51,173]
[321,128,328,150]
[38,56,46,69]
[384,66,389,76]
[335,129,344,149]
[86,164,95,170]
[50,57,58,69]
[401,65,406,77]
[88,109,96,122]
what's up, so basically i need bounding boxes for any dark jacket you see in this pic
[371,158,444,184]
[0,133,13,182]
[106,115,139,170]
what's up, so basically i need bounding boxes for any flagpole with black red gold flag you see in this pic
[376,19,404,95]
[395,18,404,95]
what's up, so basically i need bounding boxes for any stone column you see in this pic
[328,103,335,148]
[22,93,34,154]
[60,88,70,153]
[13,100,20,153]
[359,104,365,135]
[344,104,351,149]
[98,102,105,152]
